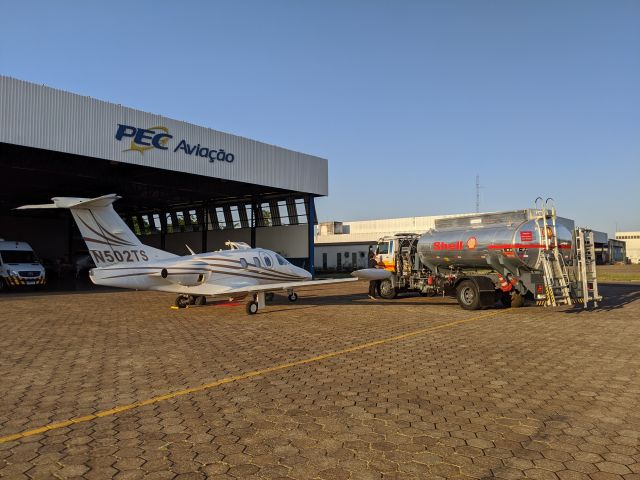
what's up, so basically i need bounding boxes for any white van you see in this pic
[0,239,46,290]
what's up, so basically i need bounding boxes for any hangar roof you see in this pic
[0,75,328,197]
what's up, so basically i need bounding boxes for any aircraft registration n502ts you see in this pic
[18,194,357,314]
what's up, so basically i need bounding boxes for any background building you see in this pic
[615,232,640,263]
[0,76,327,282]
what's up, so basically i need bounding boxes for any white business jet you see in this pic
[18,194,356,314]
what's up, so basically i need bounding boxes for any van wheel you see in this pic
[379,279,397,299]
[456,280,481,310]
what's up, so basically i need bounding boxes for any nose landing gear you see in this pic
[245,291,267,315]
[246,301,259,315]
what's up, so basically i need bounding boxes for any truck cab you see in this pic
[375,233,420,272]
[375,236,397,271]
[0,240,46,290]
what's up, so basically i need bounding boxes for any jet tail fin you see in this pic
[17,194,176,266]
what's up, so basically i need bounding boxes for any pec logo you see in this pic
[115,124,172,154]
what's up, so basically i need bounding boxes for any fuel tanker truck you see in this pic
[352,203,600,310]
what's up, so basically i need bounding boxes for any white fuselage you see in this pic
[89,247,311,297]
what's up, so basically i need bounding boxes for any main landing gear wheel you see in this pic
[194,296,206,306]
[246,301,259,315]
[379,279,397,299]
[456,280,481,310]
[175,295,190,309]
[288,292,298,302]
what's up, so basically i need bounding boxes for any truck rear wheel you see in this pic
[379,279,397,299]
[456,280,481,310]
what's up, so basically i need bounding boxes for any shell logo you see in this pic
[545,226,554,239]
[466,237,478,250]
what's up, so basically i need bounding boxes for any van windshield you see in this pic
[0,250,37,264]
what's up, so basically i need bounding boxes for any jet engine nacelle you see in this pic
[160,267,209,286]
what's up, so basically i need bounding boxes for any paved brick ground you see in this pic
[1,283,639,479]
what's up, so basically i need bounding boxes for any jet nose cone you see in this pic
[298,267,312,280]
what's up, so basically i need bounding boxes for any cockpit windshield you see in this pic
[275,254,288,266]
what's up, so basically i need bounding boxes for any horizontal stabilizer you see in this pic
[16,194,121,210]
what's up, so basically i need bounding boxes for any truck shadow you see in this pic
[563,283,640,313]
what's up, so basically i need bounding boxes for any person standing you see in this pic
[367,250,379,299]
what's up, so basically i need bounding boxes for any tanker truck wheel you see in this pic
[456,280,481,310]
[379,279,397,299]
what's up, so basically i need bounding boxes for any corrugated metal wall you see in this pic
[0,76,328,196]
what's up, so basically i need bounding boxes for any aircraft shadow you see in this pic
[264,292,460,309]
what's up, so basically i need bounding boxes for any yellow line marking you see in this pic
[0,309,505,444]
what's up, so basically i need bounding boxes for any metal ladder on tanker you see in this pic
[574,228,602,308]
[534,198,574,307]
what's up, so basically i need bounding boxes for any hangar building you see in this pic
[0,76,327,282]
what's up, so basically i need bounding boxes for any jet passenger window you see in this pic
[240,258,248,269]
[276,254,287,266]
[264,256,272,267]
[253,257,261,267]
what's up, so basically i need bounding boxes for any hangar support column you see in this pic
[250,198,257,248]
[159,212,167,250]
[201,205,208,253]
[308,195,315,278]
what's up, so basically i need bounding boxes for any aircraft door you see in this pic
[259,252,275,269]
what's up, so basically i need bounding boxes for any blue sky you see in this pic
[1,1,638,233]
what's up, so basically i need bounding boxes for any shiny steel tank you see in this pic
[416,211,574,272]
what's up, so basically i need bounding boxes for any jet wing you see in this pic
[221,277,359,295]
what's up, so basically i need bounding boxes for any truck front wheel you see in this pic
[378,279,397,299]
[456,280,481,310]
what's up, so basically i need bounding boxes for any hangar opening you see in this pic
[0,76,326,289]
